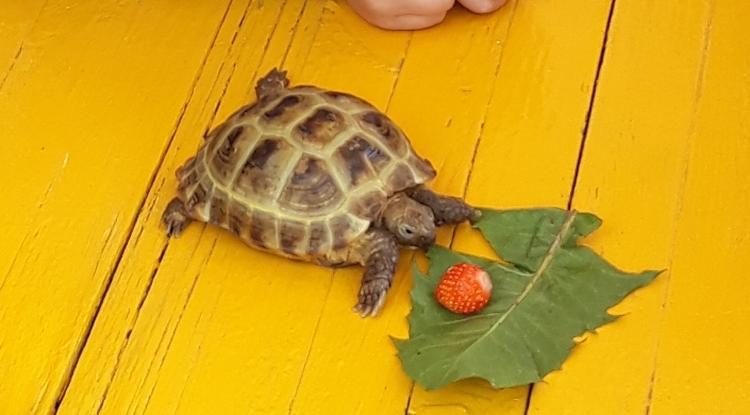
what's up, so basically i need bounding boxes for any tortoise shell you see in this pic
[174,75,436,263]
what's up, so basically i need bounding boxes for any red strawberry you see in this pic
[435,263,493,314]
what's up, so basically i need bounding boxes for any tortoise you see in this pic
[162,68,480,317]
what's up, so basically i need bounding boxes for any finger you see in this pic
[457,0,508,14]
[398,0,455,15]
[372,12,449,30]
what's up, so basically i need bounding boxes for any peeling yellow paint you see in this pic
[1,1,748,414]
[0,0,235,413]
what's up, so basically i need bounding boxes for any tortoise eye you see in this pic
[399,225,414,237]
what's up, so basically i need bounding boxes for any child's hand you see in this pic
[347,0,507,31]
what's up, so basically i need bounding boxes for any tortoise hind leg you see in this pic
[255,68,289,101]
[162,197,192,237]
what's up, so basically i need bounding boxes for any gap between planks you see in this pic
[524,0,618,413]
[61,0,313,411]
[285,28,415,415]
[567,0,617,212]
[52,0,240,411]
[53,0,620,413]
[402,1,522,413]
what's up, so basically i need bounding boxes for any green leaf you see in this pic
[395,208,660,390]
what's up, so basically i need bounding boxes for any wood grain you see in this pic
[0,1,233,413]
[1,0,747,414]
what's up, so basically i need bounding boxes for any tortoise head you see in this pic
[381,193,436,249]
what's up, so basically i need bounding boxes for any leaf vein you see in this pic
[437,211,578,386]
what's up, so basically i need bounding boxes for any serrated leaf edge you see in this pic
[434,210,578,386]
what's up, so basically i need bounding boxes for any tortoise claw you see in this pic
[354,280,389,318]
[162,197,191,238]
[469,208,483,224]
[165,221,186,238]
[353,294,386,318]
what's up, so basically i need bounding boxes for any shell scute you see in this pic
[278,155,344,215]
[307,221,330,256]
[249,210,278,249]
[227,201,249,237]
[346,136,391,172]
[328,214,360,250]
[348,189,387,222]
[358,111,407,157]
[209,187,229,226]
[385,163,418,193]
[260,94,314,130]
[334,137,379,188]
[209,124,256,186]
[293,107,347,149]
[186,179,212,213]
[279,220,307,256]
[175,72,437,261]
[233,137,296,203]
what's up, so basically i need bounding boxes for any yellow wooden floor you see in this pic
[2,0,749,414]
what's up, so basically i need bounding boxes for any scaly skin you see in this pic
[407,186,482,226]
[162,197,192,237]
[351,228,399,317]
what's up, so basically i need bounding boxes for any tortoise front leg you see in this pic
[407,186,482,226]
[353,229,399,318]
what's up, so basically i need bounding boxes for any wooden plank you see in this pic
[647,1,750,413]
[407,0,616,413]
[54,0,283,412]
[286,5,513,415]
[56,1,313,413]
[0,0,46,87]
[526,1,714,414]
[0,1,234,413]
[59,1,415,413]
